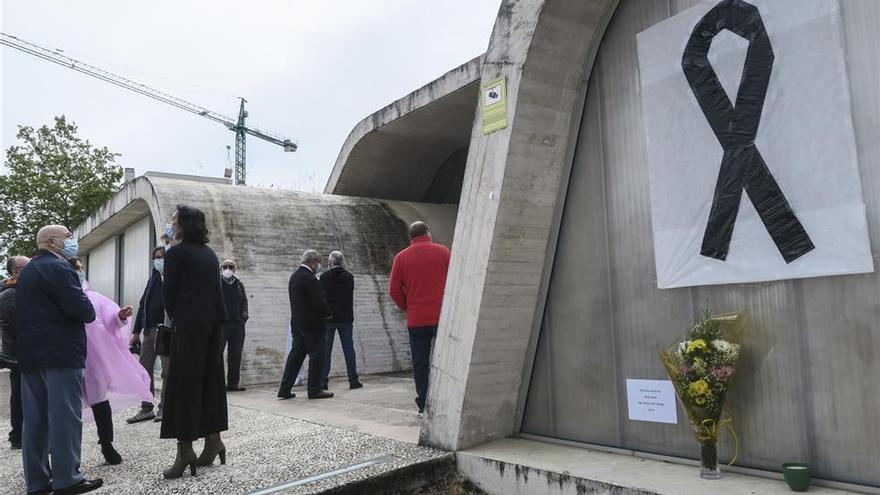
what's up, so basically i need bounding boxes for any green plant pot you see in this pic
[782,463,811,492]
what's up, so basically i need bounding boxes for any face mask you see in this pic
[221,269,233,279]
[153,258,164,273]
[165,223,175,239]
[76,271,86,283]
[62,238,79,259]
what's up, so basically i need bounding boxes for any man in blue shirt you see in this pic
[17,225,103,495]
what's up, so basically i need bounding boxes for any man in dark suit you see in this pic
[277,250,333,400]
[17,225,103,495]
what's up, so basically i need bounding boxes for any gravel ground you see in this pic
[0,405,447,495]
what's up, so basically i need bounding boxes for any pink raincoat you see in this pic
[81,280,152,420]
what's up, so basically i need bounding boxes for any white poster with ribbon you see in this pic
[637,0,873,289]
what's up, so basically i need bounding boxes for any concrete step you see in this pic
[316,453,456,495]
[457,438,869,495]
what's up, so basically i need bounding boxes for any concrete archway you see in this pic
[423,0,620,451]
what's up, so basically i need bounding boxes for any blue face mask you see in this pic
[165,223,175,240]
[76,271,86,284]
[62,238,79,259]
[153,258,164,273]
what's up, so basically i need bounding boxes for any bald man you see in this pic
[17,225,103,494]
[1,255,30,449]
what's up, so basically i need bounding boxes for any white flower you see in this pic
[712,339,740,361]
[677,341,688,356]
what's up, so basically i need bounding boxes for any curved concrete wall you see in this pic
[75,175,457,385]
[325,56,482,202]
[522,0,880,487]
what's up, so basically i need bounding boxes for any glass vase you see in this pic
[700,441,722,479]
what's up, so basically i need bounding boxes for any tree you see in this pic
[0,116,123,260]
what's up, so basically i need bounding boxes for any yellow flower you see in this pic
[686,339,708,354]
[688,379,710,404]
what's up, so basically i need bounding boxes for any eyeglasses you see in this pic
[221,265,235,270]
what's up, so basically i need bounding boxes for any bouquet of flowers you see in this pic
[660,311,746,479]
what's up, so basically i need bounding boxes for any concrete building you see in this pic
[74,172,456,384]
[73,0,880,492]
[73,53,479,386]
[329,0,880,493]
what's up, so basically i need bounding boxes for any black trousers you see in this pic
[278,330,324,397]
[8,368,22,446]
[91,400,113,445]
[224,322,246,386]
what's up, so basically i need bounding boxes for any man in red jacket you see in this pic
[389,221,451,415]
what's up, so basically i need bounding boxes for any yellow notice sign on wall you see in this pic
[481,77,507,134]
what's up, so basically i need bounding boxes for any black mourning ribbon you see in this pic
[682,0,814,263]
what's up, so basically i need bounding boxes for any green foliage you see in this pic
[0,116,122,259]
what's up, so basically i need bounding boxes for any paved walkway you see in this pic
[227,373,422,444]
[0,373,439,495]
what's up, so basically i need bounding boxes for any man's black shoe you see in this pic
[27,487,52,495]
[226,385,246,392]
[308,391,334,399]
[349,381,363,390]
[126,408,155,423]
[277,392,295,400]
[54,478,104,494]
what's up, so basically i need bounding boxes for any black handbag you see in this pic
[155,324,174,357]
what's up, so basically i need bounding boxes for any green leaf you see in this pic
[0,115,123,269]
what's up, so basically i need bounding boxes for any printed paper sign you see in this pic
[626,379,678,424]
[481,77,507,134]
[636,0,873,288]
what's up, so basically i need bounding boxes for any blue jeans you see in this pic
[21,368,85,492]
[321,322,359,388]
[408,326,437,411]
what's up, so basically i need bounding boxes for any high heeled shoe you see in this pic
[196,432,226,467]
[163,441,198,479]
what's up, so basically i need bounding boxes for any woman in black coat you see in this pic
[160,205,229,479]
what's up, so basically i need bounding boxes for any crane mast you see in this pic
[0,32,297,185]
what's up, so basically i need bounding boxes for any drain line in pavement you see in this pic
[249,454,398,494]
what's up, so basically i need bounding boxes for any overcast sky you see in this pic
[1,1,500,191]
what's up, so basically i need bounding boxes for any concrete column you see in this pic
[422,0,619,451]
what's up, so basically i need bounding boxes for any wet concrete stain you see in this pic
[370,273,403,371]
[478,457,659,495]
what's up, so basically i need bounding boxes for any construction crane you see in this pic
[0,32,297,186]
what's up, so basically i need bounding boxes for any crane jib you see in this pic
[1,31,298,186]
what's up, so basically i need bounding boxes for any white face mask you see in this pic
[221,269,234,279]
